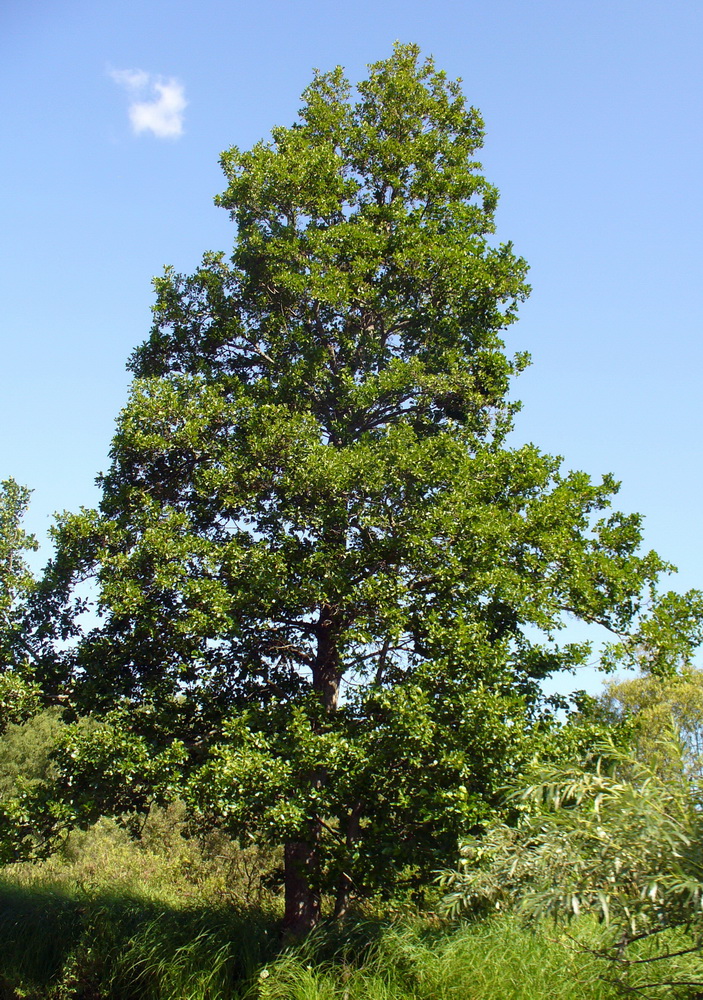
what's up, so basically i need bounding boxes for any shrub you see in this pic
[439,731,703,994]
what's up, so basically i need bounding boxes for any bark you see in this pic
[333,871,353,922]
[282,607,341,936]
[282,838,321,938]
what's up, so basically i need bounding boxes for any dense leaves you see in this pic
[0,480,42,733]
[35,44,703,932]
[602,667,703,780]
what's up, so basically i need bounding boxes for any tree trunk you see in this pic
[282,838,321,938]
[333,871,353,922]
[282,607,341,937]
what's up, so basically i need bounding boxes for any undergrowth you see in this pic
[0,880,276,1000]
[256,917,620,1000]
[0,877,670,1000]
[0,808,700,998]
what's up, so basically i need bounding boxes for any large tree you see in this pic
[46,44,695,935]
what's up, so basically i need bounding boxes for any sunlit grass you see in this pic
[0,827,699,1000]
[257,916,619,1000]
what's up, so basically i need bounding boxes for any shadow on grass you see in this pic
[0,884,632,1000]
[0,879,280,1000]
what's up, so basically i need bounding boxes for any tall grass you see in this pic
[0,814,698,999]
[257,916,620,1000]
[0,879,277,1000]
[0,881,633,1000]
[2,882,700,999]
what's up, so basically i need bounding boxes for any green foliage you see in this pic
[36,43,703,930]
[0,708,65,795]
[440,732,703,993]
[0,881,276,1000]
[51,717,188,832]
[0,882,625,1000]
[0,480,36,634]
[0,669,40,735]
[186,680,544,897]
[601,667,703,778]
[224,915,619,1000]
[0,479,41,732]
[6,801,280,912]
[601,590,703,676]
[0,709,73,862]
[0,779,696,1000]
[0,793,282,997]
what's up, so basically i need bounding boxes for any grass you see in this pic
[0,808,282,999]
[0,816,701,999]
[0,879,277,1000]
[2,877,702,999]
[0,876,645,1000]
[256,915,620,1000]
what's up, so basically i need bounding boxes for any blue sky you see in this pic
[1,0,702,691]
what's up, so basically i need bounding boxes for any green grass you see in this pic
[0,879,277,1000]
[256,916,621,1000]
[0,879,635,1000]
[2,877,702,999]
[0,806,284,998]
[0,816,701,999]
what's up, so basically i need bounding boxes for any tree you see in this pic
[0,479,36,662]
[601,666,703,780]
[45,44,697,936]
[0,479,41,732]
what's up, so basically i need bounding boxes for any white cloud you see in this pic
[110,68,150,92]
[129,79,187,138]
[110,68,187,139]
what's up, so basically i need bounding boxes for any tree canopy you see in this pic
[37,44,701,936]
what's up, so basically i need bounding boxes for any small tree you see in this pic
[45,44,696,935]
[0,479,41,732]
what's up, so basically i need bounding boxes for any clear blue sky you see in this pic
[1,0,701,691]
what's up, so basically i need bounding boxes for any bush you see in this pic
[439,731,703,994]
[4,803,281,911]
